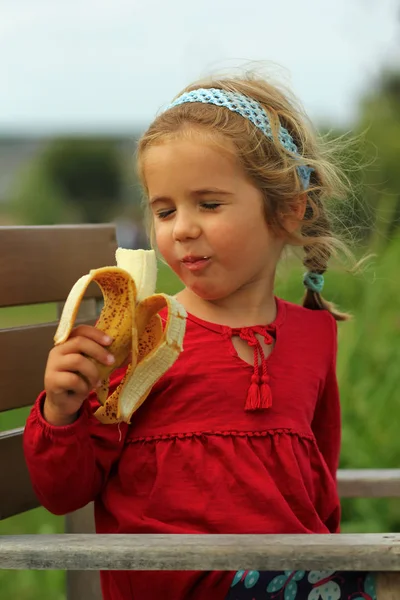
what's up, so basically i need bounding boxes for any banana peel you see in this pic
[54,249,187,424]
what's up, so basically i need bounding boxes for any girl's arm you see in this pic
[23,367,129,515]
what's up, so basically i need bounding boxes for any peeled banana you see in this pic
[53,249,187,424]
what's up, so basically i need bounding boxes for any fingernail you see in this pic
[106,354,115,365]
[103,335,113,344]
[96,380,102,388]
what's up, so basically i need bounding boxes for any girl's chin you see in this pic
[172,265,234,301]
[184,282,230,302]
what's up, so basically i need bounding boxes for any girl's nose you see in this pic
[172,210,201,242]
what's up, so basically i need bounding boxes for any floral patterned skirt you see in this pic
[225,570,376,600]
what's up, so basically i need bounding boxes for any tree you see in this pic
[8,159,76,225]
[41,137,124,223]
[356,70,400,244]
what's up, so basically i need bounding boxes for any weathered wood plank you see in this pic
[376,573,400,599]
[67,569,101,600]
[337,469,400,498]
[65,505,101,600]
[1,534,400,571]
[0,429,40,520]
[0,299,98,413]
[0,224,117,307]
[0,324,55,412]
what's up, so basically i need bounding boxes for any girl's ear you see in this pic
[281,193,307,233]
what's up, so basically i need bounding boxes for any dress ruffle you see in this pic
[104,428,338,536]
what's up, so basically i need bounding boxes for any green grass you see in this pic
[0,303,57,329]
[0,510,65,600]
[0,569,65,600]
[1,246,400,598]
[155,259,184,294]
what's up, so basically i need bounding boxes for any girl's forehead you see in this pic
[144,132,235,161]
[142,136,242,187]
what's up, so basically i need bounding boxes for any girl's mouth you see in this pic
[181,256,211,272]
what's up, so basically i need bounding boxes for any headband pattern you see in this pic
[166,87,313,190]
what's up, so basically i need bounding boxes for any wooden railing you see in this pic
[2,531,400,572]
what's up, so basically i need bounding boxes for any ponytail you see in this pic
[301,197,351,321]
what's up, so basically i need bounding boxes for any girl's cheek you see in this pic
[154,231,172,263]
[153,223,165,247]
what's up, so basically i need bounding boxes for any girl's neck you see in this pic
[176,283,278,329]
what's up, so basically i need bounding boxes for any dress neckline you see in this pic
[185,296,286,336]
[184,297,286,412]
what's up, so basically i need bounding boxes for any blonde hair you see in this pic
[137,73,354,321]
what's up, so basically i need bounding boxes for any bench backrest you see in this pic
[0,224,117,599]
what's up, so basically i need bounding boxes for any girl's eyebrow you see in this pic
[191,188,233,197]
[149,188,233,205]
[149,196,169,205]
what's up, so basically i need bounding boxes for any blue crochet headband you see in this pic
[165,87,313,190]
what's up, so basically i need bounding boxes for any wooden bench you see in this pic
[1,224,400,599]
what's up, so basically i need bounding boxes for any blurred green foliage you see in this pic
[42,138,124,223]
[8,138,126,225]
[358,71,400,239]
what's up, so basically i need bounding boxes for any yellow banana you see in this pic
[116,248,157,302]
[54,248,187,424]
[114,292,187,424]
[54,266,139,405]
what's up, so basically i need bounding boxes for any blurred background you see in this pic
[0,0,399,598]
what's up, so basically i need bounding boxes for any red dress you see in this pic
[23,297,341,600]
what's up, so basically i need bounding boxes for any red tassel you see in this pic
[243,337,273,411]
[245,376,272,411]
[245,375,261,411]
[260,381,272,408]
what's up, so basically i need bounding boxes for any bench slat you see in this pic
[0,323,57,412]
[0,429,40,520]
[0,533,399,571]
[0,315,96,413]
[338,469,400,498]
[0,224,117,307]
[377,573,400,599]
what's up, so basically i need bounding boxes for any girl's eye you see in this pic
[155,203,221,220]
[156,209,175,220]
[201,203,221,210]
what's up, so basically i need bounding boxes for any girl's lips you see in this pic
[181,257,211,272]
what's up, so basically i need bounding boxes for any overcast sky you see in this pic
[1,0,399,134]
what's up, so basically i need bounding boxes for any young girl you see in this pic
[23,74,376,600]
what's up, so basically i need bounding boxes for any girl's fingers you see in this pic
[58,336,115,367]
[69,325,112,346]
[57,354,102,390]
[52,371,91,397]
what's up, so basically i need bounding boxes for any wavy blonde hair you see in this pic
[137,73,355,320]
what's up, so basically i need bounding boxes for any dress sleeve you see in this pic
[311,314,341,481]
[23,368,129,516]
[311,314,341,533]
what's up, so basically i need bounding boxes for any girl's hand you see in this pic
[43,325,115,426]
